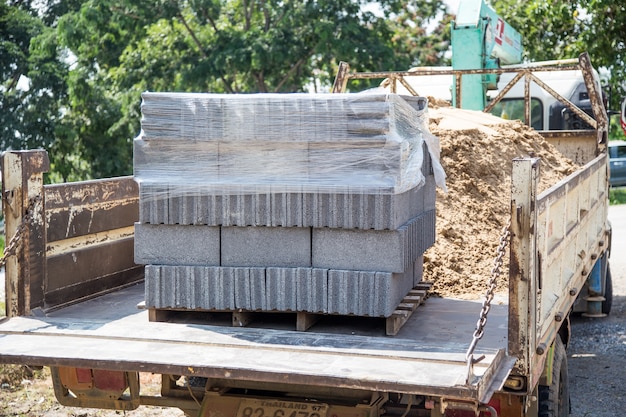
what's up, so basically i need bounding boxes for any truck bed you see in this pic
[0,282,513,404]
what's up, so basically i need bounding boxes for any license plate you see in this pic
[236,399,328,417]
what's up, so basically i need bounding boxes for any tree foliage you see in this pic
[2,0,452,181]
[4,0,625,181]
[1,3,68,168]
[493,0,626,138]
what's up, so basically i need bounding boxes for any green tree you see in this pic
[493,0,626,139]
[0,3,68,164]
[52,0,451,179]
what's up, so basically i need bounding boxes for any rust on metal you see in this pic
[333,55,604,136]
[578,52,609,145]
[45,176,138,242]
[43,175,140,311]
[1,150,49,317]
[1,150,142,314]
[484,71,525,114]
[331,61,351,93]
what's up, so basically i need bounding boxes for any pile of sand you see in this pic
[423,102,578,299]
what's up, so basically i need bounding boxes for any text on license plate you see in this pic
[236,399,329,417]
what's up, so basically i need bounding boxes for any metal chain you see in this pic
[465,221,511,381]
[0,196,41,269]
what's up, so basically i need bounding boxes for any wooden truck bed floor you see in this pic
[0,283,514,403]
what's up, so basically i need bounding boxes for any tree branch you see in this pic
[260,0,270,32]
[7,71,22,93]
[274,56,307,92]
[243,0,252,31]
[254,71,267,92]
[177,12,234,94]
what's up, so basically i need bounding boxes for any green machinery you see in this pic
[451,0,523,110]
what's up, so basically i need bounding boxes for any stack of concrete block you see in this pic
[134,92,438,318]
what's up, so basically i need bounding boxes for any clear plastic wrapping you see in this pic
[134,92,434,196]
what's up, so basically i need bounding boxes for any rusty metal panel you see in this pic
[46,237,136,290]
[508,158,539,388]
[1,150,49,317]
[45,177,138,242]
[540,130,597,165]
[533,153,608,361]
[44,267,143,310]
[40,176,140,310]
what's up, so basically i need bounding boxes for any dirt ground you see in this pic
[0,368,185,417]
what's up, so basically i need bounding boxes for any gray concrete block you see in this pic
[296,268,328,313]
[144,263,416,316]
[255,193,272,227]
[221,226,311,267]
[138,183,169,224]
[327,270,360,315]
[327,269,411,317]
[376,269,413,317]
[211,267,239,310]
[249,267,267,310]
[232,267,268,310]
[134,223,220,266]
[145,265,237,310]
[233,267,251,309]
[144,265,168,308]
[312,209,435,273]
[313,226,405,272]
[413,255,424,287]
[138,181,435,230]
[266,267,298,311]
[271,192,304,227]
[357,271,379,316]
[222,192,254,226]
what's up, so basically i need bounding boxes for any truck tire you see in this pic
[602,264,613,315]
[538,335,569,417]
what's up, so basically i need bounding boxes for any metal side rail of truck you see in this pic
[0,53,611,417]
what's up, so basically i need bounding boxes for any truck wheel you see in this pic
[602,264,613,315]
[538,336,569,417]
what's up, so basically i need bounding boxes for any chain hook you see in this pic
[0,195,41,269]
[465,221,511,384]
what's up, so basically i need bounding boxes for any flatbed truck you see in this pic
[0,52,612,417]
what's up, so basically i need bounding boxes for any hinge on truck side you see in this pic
[50,366,140,410]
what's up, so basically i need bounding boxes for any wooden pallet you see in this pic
[140,282,433,335]
[385,282,433,336]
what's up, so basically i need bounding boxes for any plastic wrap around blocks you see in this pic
[136,145,434,230]
[137,92,440,319]
[144,262,423,317]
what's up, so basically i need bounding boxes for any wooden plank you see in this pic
[296,312,320,331]
[45,177,138,242]
[149,283,435,335]
[385,283,432,336]
[232,311,254,327]
[149,308,173,323]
